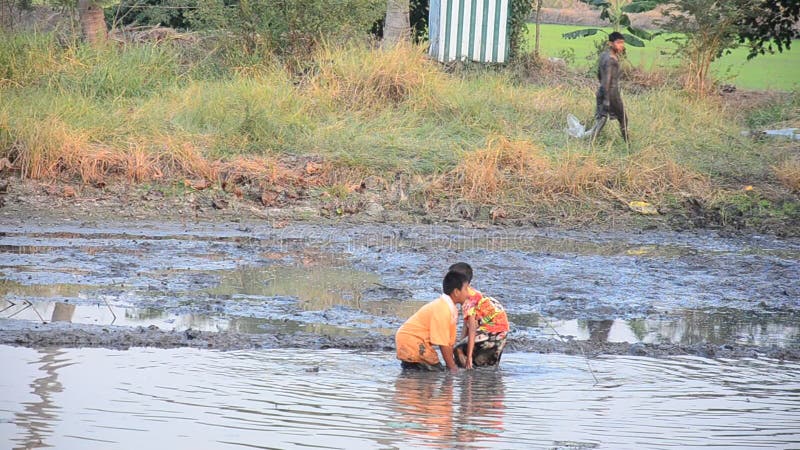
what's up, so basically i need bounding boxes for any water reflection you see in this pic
[392,370,506,446]
[513,310,800,348]
[206,265,423,320]
[1,347,799,448]
[51,302,75,322]
[456,370,505,443]
[0,280,94,299]
[13,349,68,449]
[586,320,614,343]
[393,372,456,442]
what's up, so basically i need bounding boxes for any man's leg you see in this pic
[611,97,628,142]
[589,115,608,142]
[589,89,609,142]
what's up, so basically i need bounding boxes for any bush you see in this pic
[112,0,384,59]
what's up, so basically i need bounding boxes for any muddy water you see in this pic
[2,345,798,449]
[0,222,798,357]
[1,221,799,447]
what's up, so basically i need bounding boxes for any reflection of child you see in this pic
[395,271,471,372]
[449,263,510,369]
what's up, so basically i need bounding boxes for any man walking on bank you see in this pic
[589,31,628,143]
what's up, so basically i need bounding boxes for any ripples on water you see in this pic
[1,346,798,449]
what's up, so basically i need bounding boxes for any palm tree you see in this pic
[383,0,410,48]
[78,0,107,46]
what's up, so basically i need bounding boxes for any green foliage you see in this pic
[108,0,199,29]
[110,0,383,57]
[508,0,533,59]
[1,32,797,214]
[561,0,664,47]
[737,0,800,59]
[57,45,182,99]
[714,191,800,229]
[527,23,800,91]
[0,31,62,86]
[661,0,747,93]
[621,1,660,13]
[562,28,600,40]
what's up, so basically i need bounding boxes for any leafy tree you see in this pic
[562,0,666,47]
[662,0,800,94]
[737,0,800,59]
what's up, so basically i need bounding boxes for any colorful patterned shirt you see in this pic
[464,287,510,334]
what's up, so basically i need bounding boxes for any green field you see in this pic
[526,24,800,91]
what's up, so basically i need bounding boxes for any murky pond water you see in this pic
[2,345,798,449]
[1,222,799,447]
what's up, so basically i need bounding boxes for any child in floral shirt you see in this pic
[449,262,510,369]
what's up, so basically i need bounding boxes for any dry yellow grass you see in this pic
[619,147,710,197]
[308,44,445,110]
[12,117,89,180]
[434,136,710,208]
[774,159,800,193]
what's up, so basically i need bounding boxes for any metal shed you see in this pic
[428,0,511,64]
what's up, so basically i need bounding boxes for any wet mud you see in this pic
[0,216,798,361]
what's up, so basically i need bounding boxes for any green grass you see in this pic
[526,24,800,91]
[0,31,798,219]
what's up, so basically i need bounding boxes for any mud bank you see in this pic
[1,320,798,361]
[1,201,798,361]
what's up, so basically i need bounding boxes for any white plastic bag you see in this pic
[566,114,588,138]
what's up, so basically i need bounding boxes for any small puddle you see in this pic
[0,299,362,337]
[0,264,427,336]
[205,265,425,317]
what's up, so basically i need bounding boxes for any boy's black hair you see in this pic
[447,262,473,282]
[608,31,625,42]
[443,270,469,295]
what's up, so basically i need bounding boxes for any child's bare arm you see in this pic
[439,345,459,372]
[465,315,477,369]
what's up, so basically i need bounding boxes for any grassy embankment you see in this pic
[0,31,798,229]
[526,23,800,91]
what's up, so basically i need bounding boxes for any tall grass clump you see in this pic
[51,44,183,99]
[166,73,312,155]
[0,32,68,87]
[308,44,447,111]
[775,159,800,193]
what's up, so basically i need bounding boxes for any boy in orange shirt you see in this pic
[395,270,471,372]
[449,262,510,369]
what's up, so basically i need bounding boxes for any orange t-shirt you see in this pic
[395,295,458,364]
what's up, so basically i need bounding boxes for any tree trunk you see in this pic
[534,0,542,58]
[382,0,410,48]
[78,0,107,46]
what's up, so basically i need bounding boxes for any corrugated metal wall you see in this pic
[429,0,510,64]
